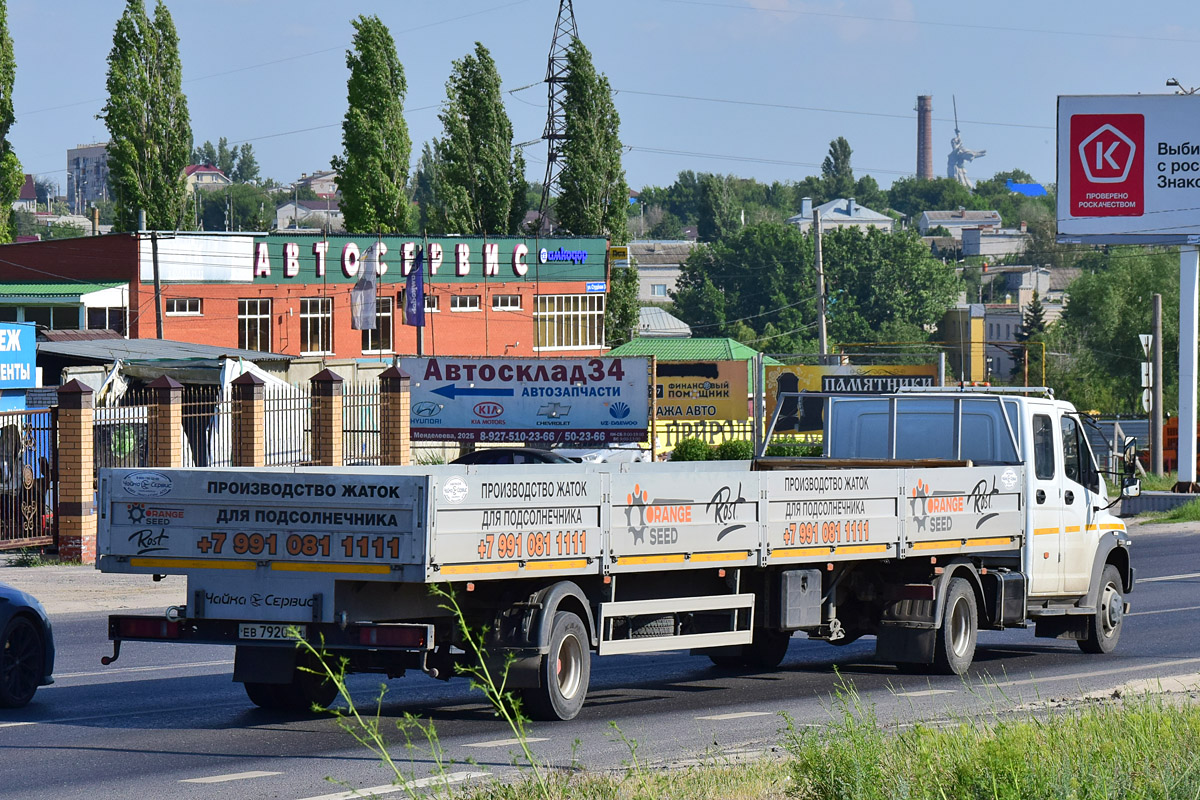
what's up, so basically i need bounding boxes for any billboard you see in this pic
[653,360,749,420]
[402,357,649,445]
[1058,95,1200,243]
[765,364,938,434]
[0,323,35,391]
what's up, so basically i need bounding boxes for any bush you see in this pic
[670,437,712,461]
[765,436,822,458]
[712,439,754,460]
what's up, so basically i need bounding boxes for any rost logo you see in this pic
[474,402,504,418]
[1069,113,1144,217]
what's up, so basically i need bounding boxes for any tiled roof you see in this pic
[18,174,35,201]
[921,210,1002,224]
[607,337,780,363]
[637,306,690,337]
[629,240,696,266]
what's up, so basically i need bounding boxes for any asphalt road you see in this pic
[2,523,1199,799]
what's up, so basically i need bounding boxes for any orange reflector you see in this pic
[718,568,726,578]
[603,575,611,584]
[826,562,834,571]
[466,582,475,592]
[934,567,945,575]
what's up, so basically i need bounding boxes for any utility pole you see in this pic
[537,0,578,232]
[813,209,829,363]
[1153,293,1164,475]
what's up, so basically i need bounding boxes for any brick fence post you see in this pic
[56,379,95,563]
[310,368,343,467]
[146,375,183,468]
[379,366,411,466]
[231,373,265,468]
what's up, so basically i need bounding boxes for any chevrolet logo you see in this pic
[538,402,571,418]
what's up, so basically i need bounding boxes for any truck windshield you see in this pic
[827,396,1020,463]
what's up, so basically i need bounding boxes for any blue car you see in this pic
[0,582,54,708]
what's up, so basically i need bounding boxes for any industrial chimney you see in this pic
[917,95,933,180]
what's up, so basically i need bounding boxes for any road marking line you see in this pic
[1140,572,1200,583]
[298,770,489,800]
[982,656,1200,690]
[1127,604,1200,617]
[695,711,773,721]
[893,689,956,697]
[0,721,35,728]
[181,770,281,784]
[56,659,234,679]
[465,737,548,748]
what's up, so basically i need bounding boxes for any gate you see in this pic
[0,407,56,551]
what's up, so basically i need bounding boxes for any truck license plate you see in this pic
[238,623,305,641]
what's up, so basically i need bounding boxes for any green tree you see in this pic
[232,143,258,183]
[821,137,854,199]
[649,210,684,239]
[331,15,411,234]
[1047,248,1179,413]
[192,140,216,166]
[887,176,979,221]
[216,136,235,176]
[411,142,443,233]
[431,43,523,234]
[101,0,192,232]
[698,173,735,242]
[555,39,628,243]
[605,263,640,348]
[198,183,274,231]
[0,0,21,243]
[852,174,886,211]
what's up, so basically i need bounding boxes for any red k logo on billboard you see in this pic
[1069,114,1144,217]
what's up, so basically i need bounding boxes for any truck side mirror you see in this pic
[1122,436,1138,474]
[1121,475,1141,498]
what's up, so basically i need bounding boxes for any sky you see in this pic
[8,0,1200,199]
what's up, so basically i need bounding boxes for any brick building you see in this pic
[0,232,612,360]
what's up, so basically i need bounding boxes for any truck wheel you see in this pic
[745,629,791,669]
[521,611,590,721]
[243,655,338,712]
[1079,565,1124,655]
[934,577,977,676]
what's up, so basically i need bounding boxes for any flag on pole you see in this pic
[350,242,379,330]
[404,247,426,327]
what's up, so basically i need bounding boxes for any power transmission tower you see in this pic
[537,0,577,233]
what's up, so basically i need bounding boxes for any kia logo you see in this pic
[474,402,504,418]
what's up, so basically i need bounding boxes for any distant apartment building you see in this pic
[67,143,110,214]
[296,170,338,198]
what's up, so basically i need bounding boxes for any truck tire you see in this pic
[933,577,977,676]
[1079,565,1124,655]
[521,611,590,721]
[745,629,791,669]
[243,654,338,712]
[630,614,673,638]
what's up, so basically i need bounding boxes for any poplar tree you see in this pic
[101,0,192,232]
[555,39,628,243]
[331,15,411,234]
[432,43,524,234]
[0,0,21,243]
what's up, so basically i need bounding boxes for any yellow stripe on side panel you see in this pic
[130,558,256,570]
[1100,523,1126,531]
[770,546,831,560]
[614,554,687,566]
[1065,525,1081,533]
[691,551,752,563]
[1034,527,1060,536]
[835,544,889,555]
[965,537,1014,548]
[911,540,958,551]
[525,559,588,571]
[271,562,391,575]
[439,562,520,575]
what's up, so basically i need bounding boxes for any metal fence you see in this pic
[182,386,232,468]
[94,388,152,472]
[265,385,311,466]
[0,407,56,551]
[343,383,380,465]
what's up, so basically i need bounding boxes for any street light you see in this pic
[1167,78,1198,95]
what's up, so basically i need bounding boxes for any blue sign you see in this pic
[586,281,607,293]
[0,324,35,390]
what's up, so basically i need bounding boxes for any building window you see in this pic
[399,292,439,316]
[535,294,605,350]
[492,294,522,311]
[300,297,333,354]
[451,295,480,312]
[362,297,393,353]
[238,298,271,352]
[0,308,15,323]
[25,306,79,330]
[651,284,667,297]
[87,307,126,335]
[165,298,202,316]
